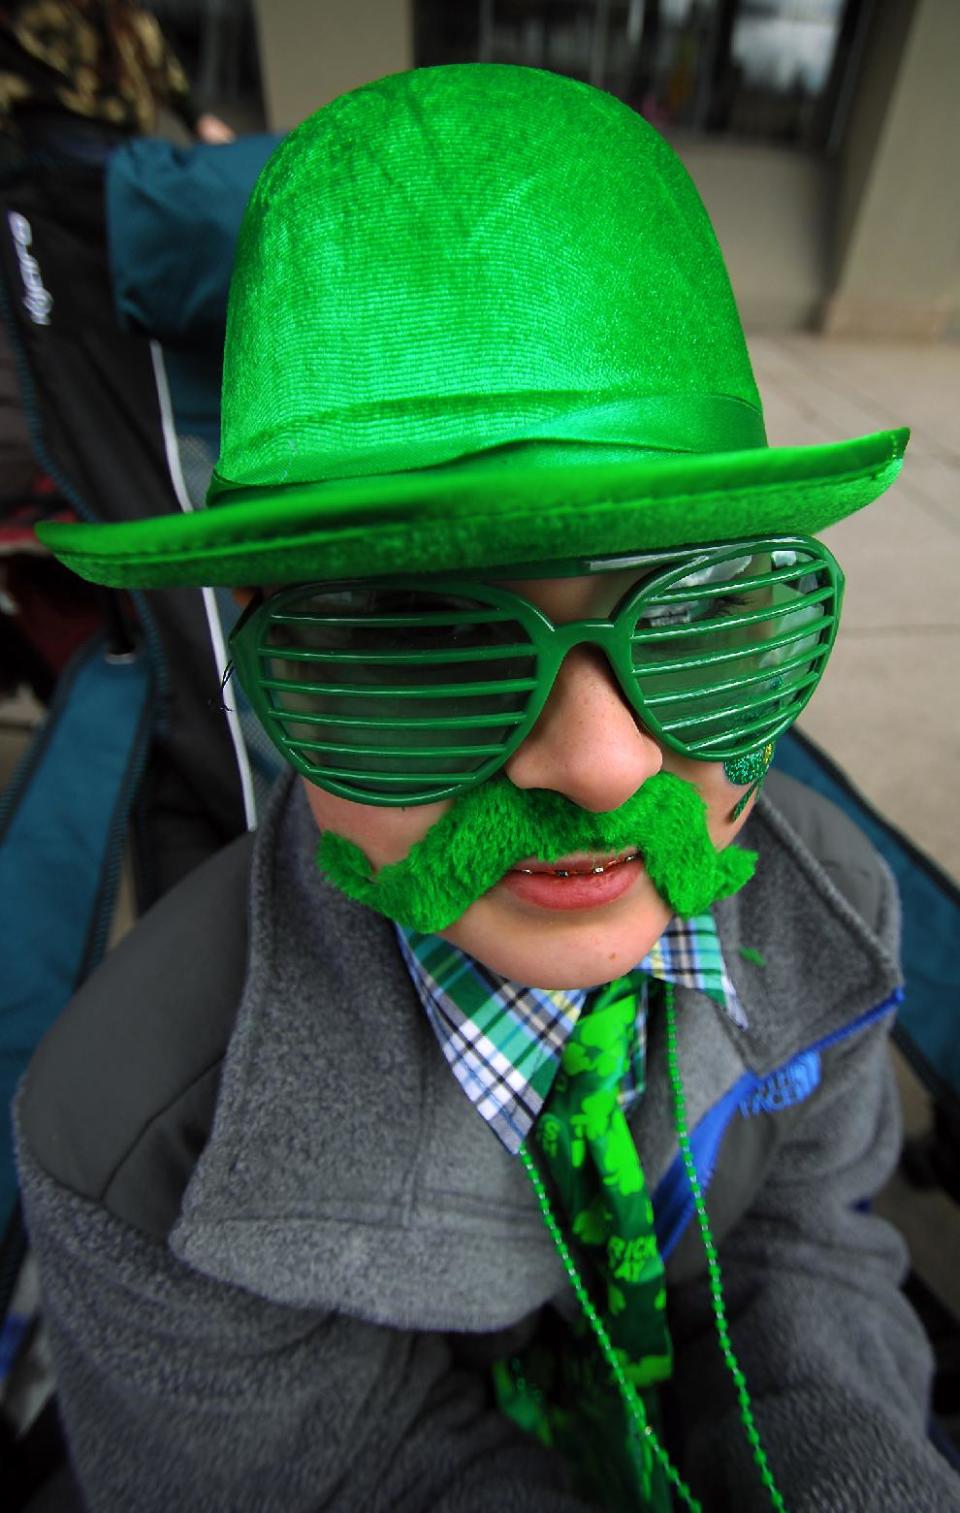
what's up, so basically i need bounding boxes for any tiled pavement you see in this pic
[751,334,960,880]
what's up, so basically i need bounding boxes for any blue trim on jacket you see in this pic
[654,988,904,1259]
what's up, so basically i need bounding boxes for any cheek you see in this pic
[661,754,754,847]
[300,780,451,867]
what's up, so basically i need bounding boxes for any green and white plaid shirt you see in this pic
[397,914,744,1154]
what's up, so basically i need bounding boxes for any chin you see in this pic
[442,890,673,990]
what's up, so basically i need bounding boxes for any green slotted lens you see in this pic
[232,584,541,804]
[228,537,843,805]
[625,542,841,759]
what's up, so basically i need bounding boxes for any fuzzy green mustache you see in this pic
[315,772,756,934]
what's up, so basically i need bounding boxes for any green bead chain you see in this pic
[663,982,788,1513]
[519,1144,703,1512]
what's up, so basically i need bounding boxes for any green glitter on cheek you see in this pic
[723,742,776,789]
[731,785,756,821]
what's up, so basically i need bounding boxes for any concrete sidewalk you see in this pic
[750,333,960,882]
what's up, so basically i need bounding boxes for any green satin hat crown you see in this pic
[38,63,907,588]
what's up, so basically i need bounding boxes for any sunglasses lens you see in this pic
[629,544,839,759]
[250,584,537,802]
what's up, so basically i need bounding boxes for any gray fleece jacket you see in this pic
[15,771,960,1512]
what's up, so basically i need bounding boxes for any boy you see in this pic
[20,64,960,1510]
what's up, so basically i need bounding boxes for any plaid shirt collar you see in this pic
[397,914,746,1155]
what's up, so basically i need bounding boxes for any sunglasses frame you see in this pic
[229,535,844,806]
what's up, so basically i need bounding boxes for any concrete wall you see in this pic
[683,0,960,340]
[830,0,914,282]
[254,0,413,131]
[670,136,830,332]
[824,0,960,338]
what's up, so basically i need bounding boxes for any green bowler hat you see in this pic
[38,64,908,588]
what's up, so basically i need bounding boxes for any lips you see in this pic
[500,850,645,911]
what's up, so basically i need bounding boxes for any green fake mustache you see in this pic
[315,771,756,934]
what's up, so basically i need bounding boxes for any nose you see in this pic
[504,647,663,812]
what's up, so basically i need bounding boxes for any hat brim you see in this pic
[35,428,908,588]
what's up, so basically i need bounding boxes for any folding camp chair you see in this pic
[0,136,278,1505]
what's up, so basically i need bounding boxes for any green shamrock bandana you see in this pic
[496,974,674,1509]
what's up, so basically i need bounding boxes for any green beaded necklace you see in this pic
[520,982,788,1511]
